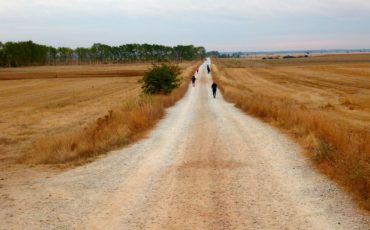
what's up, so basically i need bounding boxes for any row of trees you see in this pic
[0,41,207,67]
[206,51,221,57]
[206,51,244,58]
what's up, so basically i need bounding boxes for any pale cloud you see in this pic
[1,0,370,51]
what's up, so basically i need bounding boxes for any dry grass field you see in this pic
[213,54,370,209]
[0,62,195,165]
[0,64,151,80]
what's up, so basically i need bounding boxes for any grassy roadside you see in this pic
[26,64,197,165]
[213,59,370,210]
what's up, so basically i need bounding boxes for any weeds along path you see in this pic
[1,60,369,229]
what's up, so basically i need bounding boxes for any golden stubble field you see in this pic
[218,55,370,127]
[0,63,194,165]
[0,64,150,80]
[214,54,370,209]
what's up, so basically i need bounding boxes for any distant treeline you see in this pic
[0,41,206,67]
[206,51,241,58]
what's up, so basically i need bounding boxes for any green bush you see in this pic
[141,64,181,95]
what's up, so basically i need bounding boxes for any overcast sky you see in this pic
[1,0,370,51]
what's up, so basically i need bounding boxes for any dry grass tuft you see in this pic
[213,57,370,210]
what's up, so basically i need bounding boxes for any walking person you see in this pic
[211,82,218,98]
[191,75,196,87]
[207,64,211,74]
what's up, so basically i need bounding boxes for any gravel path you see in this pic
[1,60,369,229]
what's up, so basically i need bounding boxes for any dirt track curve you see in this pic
[1,60,369,229]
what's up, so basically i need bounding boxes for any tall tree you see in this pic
[0,42,5,66]
[57,47,74,64]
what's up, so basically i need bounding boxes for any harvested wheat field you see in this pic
[213,54,370,209]
[0,64,151,80]
[0,62,195,165]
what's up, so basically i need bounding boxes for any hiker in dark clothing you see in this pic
[191,75,196,87]
[207,65,211,74]
[211,82,218,98]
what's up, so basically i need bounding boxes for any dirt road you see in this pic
[1,60,369,229]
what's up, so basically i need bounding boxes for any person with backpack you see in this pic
[211,82,218,98]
